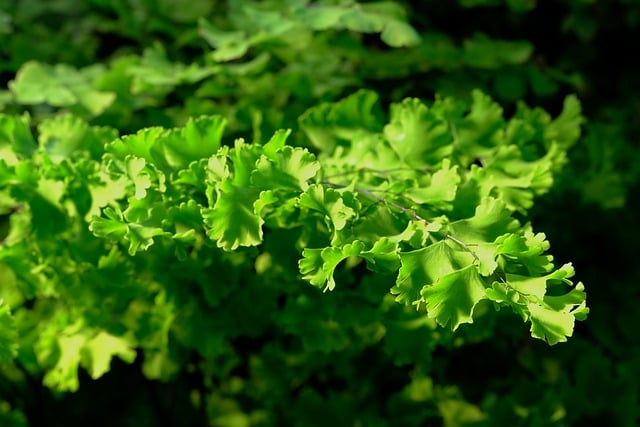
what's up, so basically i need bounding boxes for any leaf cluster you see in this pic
[0,87,586,407]
[3,0,638,425]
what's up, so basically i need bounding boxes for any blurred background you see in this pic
[1,1,639,426]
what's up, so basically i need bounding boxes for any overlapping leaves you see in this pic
[0,88,587,398]
[298,90,586,342]
[86,89,586,344]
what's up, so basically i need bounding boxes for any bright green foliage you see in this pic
[0,0,572,144]
[0,90,586,404]
[8,62,115,116]
[299,90,586,337]
[384,98,453,168]
[298,90,384,152]
[421,264,487,331]
[0,302,17,363]
[5,0,637,424]
[199,1,421,63]
[36,325,137,392]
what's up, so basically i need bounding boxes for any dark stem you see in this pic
[322,180,479,262]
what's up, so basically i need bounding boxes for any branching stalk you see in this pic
[322,180,479,262]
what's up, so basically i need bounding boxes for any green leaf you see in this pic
[449,197,519,243]
[381,20,421,47]
[81,332,136,379]
[543,282,587,318]
[175,158,209,191]
[12,181,68,239]
[438,396,486,426]
[299,89,383,152]
[384,98,452,167]
[470,143,560,211]
[452,90,505,163]
[340,8,385,33]
[106,127,165,165]
[494,70,527,101]
[252,145,320,191]
[205,149,231,185]
[262,129,291,157]
[458,0,501,7]
[544,95,583,149]
[202,180,263,251]
[229,139,262,187]
[463,34,533,68]
[363,238,401,273]
[9,62,115,115]
[279,295,351,352]
[447,197,522,275]
[40,328,136,392]
[128,44,217,93]
[504,263,575,300]
[89,207,127,241]
[43,334,85,392]
[485,263,585,344]
[298,184,356,232]
[157,116,226,170]
[406,159,460,205]
[393,241,466,305]
[124,156,153,200]
[298,239,400,292]
[484,281,518,306]
[168,199,204,231]
[299,241,366,291]
[299,238,398,291]
[0,302,18,364]
[198,18,250,62]
[527,303,575,345]
[294,5,344,30]
[348,201,406,243]
[0,114,36,162]
[126,222,171,255]
[37,114,118,161]
[496,230,554,275]
[90,204,170,255]
[293,1,420,47]
[420,265,485,331]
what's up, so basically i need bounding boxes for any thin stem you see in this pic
[322,166,430,181]
[322,180,479,262]
[321,180,535,303]
[496,272,531,303]
[448,120,459,142]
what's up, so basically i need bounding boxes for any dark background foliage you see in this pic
[0,0,638,426]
